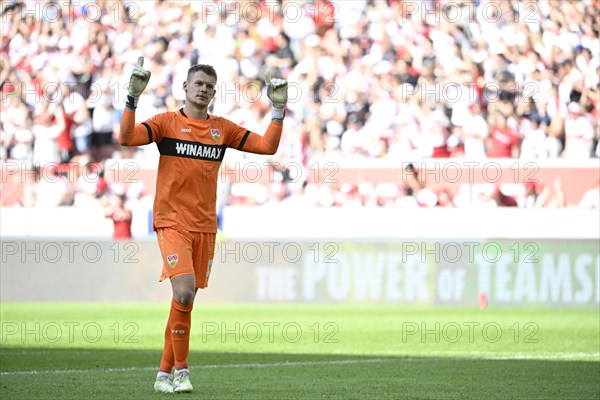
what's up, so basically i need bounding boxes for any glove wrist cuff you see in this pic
[271,106,285,121]
[125,94,139,110]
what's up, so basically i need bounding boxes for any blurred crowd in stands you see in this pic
[225,161,600,209]
[1,0,599,211]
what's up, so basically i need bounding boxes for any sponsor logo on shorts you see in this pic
[210,128,221,142]
[167,253,179,268]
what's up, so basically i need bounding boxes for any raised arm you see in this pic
[238,121,283,155]
[119,110,153,146]
[119,57,152,146]
[237,75,287,155]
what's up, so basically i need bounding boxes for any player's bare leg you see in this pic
[171,274,197,305]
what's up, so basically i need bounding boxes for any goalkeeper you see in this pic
[119,57,288,394]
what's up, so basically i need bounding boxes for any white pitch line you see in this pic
[0,358,388,376]
[2,352,599,377]
[371,350,600,360]
[428,351,600,360]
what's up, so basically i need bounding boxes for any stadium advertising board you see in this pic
[2,239,598,307]
[212,240,599,307]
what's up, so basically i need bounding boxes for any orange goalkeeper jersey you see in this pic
[120,108,282,233]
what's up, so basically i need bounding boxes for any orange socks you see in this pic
[171,299,193,370]
[159,299,193,372]
[159,320,174,373]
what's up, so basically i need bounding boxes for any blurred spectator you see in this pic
[544,112,565,158]
[436,189,456,208]
[563,102,595,158]
[402,163,439,207]
[125,181,155,238]
[35,165,73,207]
[461,103,488,159]
[475,189,501,208]
[395,184,419,208]
[578,181,600,209]
[547,178,566,208]
[416,187,439,208]
[519,117,547,159]
[522,180,548,208]
[105,186,132,240]
[89,84,117,162]
[486,112,521,158]
[491,186,519,207]
[1,97,32,162]
[95,166,111,205]
[61,85,93,156]
[32,104,65,167]
[403,163,423,197]
[523,178,565,208]
[3,117,33,163]
[266,32,296,73]
[20,165,39,207]
[73,161,103,208]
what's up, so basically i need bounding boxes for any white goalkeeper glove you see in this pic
[126,56,151,109]
[266,75,288,121]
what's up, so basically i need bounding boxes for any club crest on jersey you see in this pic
[210,128,221,142]
[167,253,179,268]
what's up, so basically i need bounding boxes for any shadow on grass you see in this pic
[1,348,599,400]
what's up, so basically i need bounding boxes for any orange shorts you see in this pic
[157,228,216,289]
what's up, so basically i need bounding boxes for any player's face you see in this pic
[183,71,217,108]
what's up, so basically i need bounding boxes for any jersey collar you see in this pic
[180,108,211,120]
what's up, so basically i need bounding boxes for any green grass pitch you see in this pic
[1,303,598,399]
